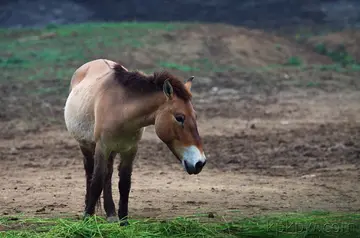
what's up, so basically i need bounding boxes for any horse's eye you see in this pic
[175,114,185,124]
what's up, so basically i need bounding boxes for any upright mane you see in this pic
[112,63,192,101]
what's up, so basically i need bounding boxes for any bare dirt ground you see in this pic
[1,24,360,221]
[1,89,360,220]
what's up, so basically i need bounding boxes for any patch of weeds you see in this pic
[305,81,321,87]
[1,212,360,238]
[274,44,282,51]
[317,64,345,72]
[314,43,356,67]
[0,56,29,68]
[284,56,303,66]
[349,64,360,71]
[45,23,59,30]
[312,63,360,72]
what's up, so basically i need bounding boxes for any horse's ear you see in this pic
[184,76,194,91]
[163,79,173,100]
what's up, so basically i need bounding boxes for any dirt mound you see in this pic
[307,29,360,62]
[149,24,333,69]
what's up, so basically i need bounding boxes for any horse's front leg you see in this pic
[118,146,137,226]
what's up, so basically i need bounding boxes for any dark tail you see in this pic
[92,153,107,217]
[96,196,103,215]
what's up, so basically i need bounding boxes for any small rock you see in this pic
[344,141,355,147]
[211,87,219,93]
[301,174,316,179]
[280,120,289,125]
[36,207,46,213]
[217,88,238,96]
[10,148,18,155]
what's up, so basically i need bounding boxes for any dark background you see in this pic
[0,0,360,30]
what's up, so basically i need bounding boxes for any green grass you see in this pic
[1,212,360,238]
[314,43,357,67]
[284,56,303,66]
[0,22,189,102]
[0,22,183,72]
[0,21,358,93]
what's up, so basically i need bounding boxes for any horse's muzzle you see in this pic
[183,159,206,175]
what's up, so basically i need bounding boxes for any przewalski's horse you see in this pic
[64,59,207,225]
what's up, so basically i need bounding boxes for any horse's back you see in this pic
[69,59,117,91]
[64,59,117,144]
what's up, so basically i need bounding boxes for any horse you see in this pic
[63,59,207,225]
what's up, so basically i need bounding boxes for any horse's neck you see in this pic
[130,92,166,128]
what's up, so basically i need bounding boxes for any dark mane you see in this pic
[112,63,192,101]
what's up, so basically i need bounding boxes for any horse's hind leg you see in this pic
[118,145,137,226]
[84,142,107,216]
[80,144,95,211]
[103,151,118,222]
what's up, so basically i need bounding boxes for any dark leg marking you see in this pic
[84,143,107,216]
[103,151,118,222]
[118,146,137,226]
[80,145,95,210]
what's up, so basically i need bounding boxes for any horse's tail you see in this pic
[95,196,103,215]
[92,155,107,217]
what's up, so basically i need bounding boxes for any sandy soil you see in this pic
[1,89,359,220]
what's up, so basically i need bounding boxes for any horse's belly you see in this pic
[64,88,95,143]
[105,128,145,153]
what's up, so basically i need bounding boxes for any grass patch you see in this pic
[314,43,357,67]
[284,56,303,66]
[1,212,360,238]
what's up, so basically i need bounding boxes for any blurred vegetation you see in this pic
[1,22,360,124]
[1,211,360,238]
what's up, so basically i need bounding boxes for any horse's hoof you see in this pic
[107,216,119,223]
[82,212,91,220]
[120,220,129,226]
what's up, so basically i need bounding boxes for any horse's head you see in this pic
[154,76,206,175]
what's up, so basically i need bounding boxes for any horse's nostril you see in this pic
[195,161,204,170]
